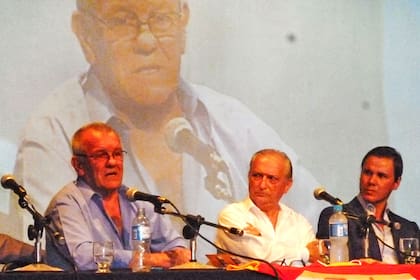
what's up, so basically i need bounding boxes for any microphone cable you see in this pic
[343,206,416,263]
[159,201,279,279]
[368,225,418,263]
[196,230,280,280]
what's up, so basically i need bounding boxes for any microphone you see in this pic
[1,174,28,199]
[126,188,170,204]
[164,117,233,201]
[164,117,226,171]
[313,187,343,205]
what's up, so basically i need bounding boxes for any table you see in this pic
[0,269,275,280]
[257,261,420,280]
[1,263,420,280]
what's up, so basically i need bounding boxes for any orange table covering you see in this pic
[229,260,420,280]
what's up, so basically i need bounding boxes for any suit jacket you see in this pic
[316,197,420,264]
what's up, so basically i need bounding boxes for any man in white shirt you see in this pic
[215,149,320,265]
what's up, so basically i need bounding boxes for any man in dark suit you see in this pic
[317,146,419,264]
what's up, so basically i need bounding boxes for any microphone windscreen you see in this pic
[126,188,137,201]
[313,187,325,200]
[1,174,14,188]
[164,117,192,153]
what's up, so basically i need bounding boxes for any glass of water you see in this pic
[399,238,419,264]
[318,239,331,264]
[93,241,114,273]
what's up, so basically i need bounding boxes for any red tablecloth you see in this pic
[228,260,420,280]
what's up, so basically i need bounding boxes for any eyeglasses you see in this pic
[278,259,306,267]
[249,172,281,185]
[75,149,127,162]
[83,9,181,40]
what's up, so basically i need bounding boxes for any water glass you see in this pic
[399,238,419,264]
[93,241,114,273]
[318,239,331,264]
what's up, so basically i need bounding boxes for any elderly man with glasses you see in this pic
[45,122,190,271]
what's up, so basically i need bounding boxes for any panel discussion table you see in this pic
[0,269,274,280]
[1,262,420,280]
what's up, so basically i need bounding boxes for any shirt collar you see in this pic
[75,178,128,202]
[245,197,285,216]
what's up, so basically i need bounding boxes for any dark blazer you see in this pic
[316,197,420,264]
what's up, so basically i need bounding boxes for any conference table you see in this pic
[0,269,274,280]
[1,261,420,280]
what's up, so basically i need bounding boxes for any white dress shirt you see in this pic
[215,198,315,264]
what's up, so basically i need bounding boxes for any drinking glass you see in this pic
[399,238,419,264]
[318,239,331,264]
[93,241,114,273]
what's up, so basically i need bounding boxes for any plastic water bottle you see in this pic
[131,207,151,272]
[329,204,349,263]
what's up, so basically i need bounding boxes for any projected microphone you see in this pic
[126,188,170,204]
[313,187,343,205]
[164,117,225,170]
[1,174,28,199]
[164,117,233,201]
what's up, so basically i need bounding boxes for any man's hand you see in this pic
[306,240,322,263]
[166,247,191,266]
[129,247,191,269]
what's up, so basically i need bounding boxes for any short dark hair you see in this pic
[361,146,403,182]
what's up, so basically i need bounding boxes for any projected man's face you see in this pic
[73,0,189,107]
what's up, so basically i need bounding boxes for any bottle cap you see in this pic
[333,204,343,212]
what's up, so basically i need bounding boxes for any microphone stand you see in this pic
[339,208,415,263]
[363,227,370,258]
[345,212,371,258]
[16,196,62,271]
[153,203,242,269]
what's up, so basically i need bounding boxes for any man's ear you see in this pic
[71,156,86,176]
[72,11,97,65]
[179,2,190,54]
[284,179,293,194]
[393,176,401,191]
[180,1,190,26]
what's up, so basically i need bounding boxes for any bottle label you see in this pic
[132,225,151,240]
[329,223,348,237]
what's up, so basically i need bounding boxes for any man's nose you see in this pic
[258,176,270,189]
[134,24,158,55]
[105,154,119,166]
[367,174,378,185]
